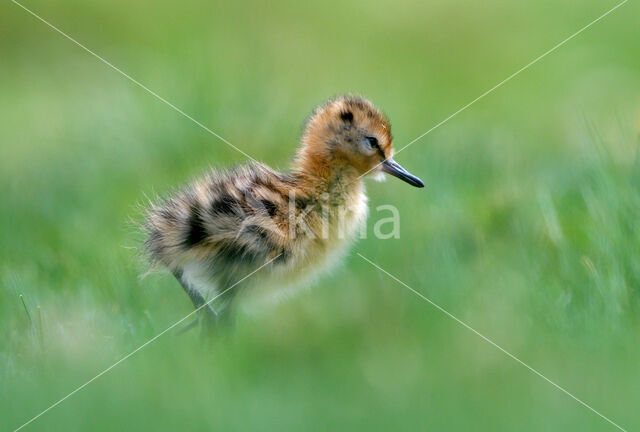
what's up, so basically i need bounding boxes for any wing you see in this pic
[144,162,296,272]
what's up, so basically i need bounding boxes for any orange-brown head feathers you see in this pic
[293,95,423,188]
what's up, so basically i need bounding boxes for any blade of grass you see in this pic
[19,294,32,327]
[36,305,44,349]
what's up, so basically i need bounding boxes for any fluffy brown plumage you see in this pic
[143,95,423,326]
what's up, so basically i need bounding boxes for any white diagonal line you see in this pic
[11,0,258,163]
[12,254,281,432]
[358,0,629,180]
[357,253,627,432]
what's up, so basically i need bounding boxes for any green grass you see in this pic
[2,0,640,430]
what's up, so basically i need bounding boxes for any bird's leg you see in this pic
[172,270,218,333]
[197,275,239,336]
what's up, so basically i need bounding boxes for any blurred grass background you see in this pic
[2,0,640,430]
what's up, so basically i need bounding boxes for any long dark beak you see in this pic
[381,158,424,188]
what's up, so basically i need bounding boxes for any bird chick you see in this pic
[144,95,423,326]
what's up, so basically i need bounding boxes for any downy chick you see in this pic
[144,95,423,325]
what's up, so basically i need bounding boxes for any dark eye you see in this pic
[365,136,378,148]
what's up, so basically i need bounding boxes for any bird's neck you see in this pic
[290,145,363,201]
